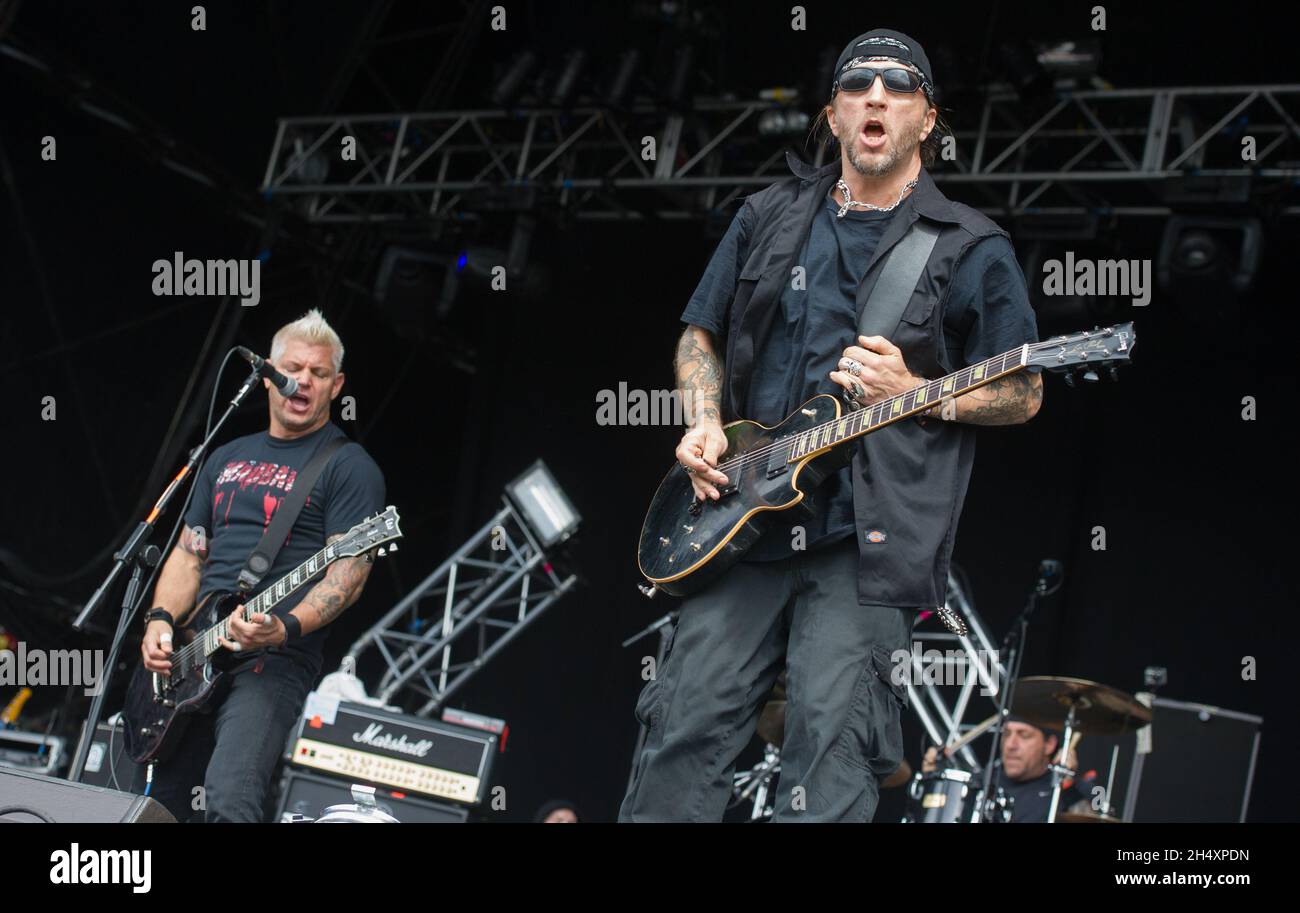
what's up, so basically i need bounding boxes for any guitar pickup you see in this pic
[766,439,792,479]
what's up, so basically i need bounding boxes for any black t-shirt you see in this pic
[998,768,1090,822]
[183,422,386,677]
[680,191,1039,569]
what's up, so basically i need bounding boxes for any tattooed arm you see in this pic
[674,325,726,427]
[150,525,207,622]
[674,325,732,500]
[931,372,1044,425]
[141,525,207,672]
[290,533,376,635]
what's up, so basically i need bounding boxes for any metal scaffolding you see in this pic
[342,499,578,717]
[262,84,1300,222]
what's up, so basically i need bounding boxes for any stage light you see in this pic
[757,108,810,137]
[549,49,587,108]
[491,51,538,108]
[1157,216,1261,295]
[506,460,581,549]
[605,49,641,108]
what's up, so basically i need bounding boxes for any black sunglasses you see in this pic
[835,66,925,96]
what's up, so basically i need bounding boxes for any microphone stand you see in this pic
[974,560,1062,822]
[66,367,264,783]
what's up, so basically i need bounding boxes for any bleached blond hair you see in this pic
[270,308,344,373]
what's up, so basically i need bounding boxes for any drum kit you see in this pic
[728,566,1154,822]
[903,674,1151,823]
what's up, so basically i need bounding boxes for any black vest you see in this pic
[719,152,1010,607]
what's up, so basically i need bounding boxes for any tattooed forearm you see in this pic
[674,326,725,426]
[179,525,208,561]
[295,534,376,633]
[948,372,1043,425]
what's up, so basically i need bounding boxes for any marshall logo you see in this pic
[352,722,434,758]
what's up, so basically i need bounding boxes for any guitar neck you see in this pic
[787,345,1030,462]
[197,543,340,659]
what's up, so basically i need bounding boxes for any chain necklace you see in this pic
[833,177,918,218]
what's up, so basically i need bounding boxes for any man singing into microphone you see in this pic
[135,309,385,822]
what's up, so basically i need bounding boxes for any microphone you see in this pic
[236,347,299,397]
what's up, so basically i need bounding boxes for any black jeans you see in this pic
[132,652,315,823]
[620,537,916,822]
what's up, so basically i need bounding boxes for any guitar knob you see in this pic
[690,542,702,552]
[140,727,153,737]
[659,537,670,546]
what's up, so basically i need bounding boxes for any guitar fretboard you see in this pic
[196,543,338,659]
[786,345,1029,461]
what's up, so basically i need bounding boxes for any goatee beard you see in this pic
[846,120,924,178]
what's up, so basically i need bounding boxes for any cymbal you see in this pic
[1011,676,1152,735]
[1056,812,1122,823]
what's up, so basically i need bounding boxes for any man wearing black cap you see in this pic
[923,719,1095,822]
[621,29,1042,823]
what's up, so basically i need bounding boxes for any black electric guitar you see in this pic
[122,506,402,764]
[638,323,1135,597]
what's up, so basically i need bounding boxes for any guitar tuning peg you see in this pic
[1108,366,1120,383]
[388,543,398,552]
[377,547,387,557]
[1082,369,1100,383]
[1063,372,1076,388]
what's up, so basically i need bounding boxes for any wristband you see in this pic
[144,607,175,629]
[280,613,302,645]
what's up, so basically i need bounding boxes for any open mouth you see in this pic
[861,119,887,149]
[286,392,311,413]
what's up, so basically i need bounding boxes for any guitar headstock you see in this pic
[334,506,403,558]
[1027,322,1136,383]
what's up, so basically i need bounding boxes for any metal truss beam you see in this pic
[343,500,578,717]
[263,85,1300,223]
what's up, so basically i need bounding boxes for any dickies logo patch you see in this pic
[865,529,887,544]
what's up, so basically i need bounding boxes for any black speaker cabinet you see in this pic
[78,722,144,792]
[274,769,470,823]
[0,767,174,823]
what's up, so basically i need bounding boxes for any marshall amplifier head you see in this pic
[290,695,497,806]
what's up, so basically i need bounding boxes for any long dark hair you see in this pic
[808,97,950,169]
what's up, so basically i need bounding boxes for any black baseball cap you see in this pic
[833,29,935,99]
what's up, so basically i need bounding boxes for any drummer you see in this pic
[923,715,1095,822]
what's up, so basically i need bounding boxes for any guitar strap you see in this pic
[236,435,349,594]
[855,219,942,340]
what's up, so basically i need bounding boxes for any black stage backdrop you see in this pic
[1,1,1295,822]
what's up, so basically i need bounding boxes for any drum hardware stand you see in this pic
[904,570,1009,772]
[1046,704,1080,823]
[622,610,679,793]
[974,559,1063,823]
[731,743,781,820]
